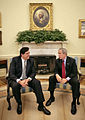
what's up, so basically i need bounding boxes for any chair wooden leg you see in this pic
[77,98,80,105]
[77,92,80,105]
[7,95,11,110]
[77,82,80,105]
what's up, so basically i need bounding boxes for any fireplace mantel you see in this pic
[21,41,68,58]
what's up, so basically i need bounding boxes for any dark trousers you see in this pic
[10,79,45,104]
[48,75,80,99]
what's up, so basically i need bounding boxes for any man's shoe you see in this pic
[17,104,22,114]
[38,106,51,115]
[46,97,55,106]
[71,102,77,115]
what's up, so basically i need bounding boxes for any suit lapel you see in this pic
[66,57,70,76]
[59,59,62,68]
[26,59,31,74]
[18,57,22,72]
[19,57,31,77]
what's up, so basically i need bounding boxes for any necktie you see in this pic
[22,60,27,79]
[62,60,66,78]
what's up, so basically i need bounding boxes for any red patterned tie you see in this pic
[62,60,66,78]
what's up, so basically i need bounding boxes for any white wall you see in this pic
[0,0,85,58]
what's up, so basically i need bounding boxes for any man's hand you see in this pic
[56,74,62,82]
[61,78,67,84]
[18,80,27,87]
[25,78,32,85]
[18,78,32,87]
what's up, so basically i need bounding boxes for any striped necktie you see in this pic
[22,60,27,79]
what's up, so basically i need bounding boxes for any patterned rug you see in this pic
[0,76,7,87]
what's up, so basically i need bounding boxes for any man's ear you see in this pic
[21,53,23,57]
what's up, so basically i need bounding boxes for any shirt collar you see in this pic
[63,57,67,63]
[21,57,27,62]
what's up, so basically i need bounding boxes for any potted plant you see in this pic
[16,29,67,44]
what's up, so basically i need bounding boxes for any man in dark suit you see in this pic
[46,48,80,115]
[7,47,51,115]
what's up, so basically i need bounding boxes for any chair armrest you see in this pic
[78,69,82,76]
[78,69,85,82]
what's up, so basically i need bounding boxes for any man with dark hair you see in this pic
[46,48,80,115]
[7,47,51,115]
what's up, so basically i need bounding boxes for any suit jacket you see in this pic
[7,56,36,83]
[54,56,78,79]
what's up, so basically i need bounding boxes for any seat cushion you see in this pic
[9,86,33,96]
[56,83,72,90]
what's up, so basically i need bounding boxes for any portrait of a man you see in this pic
[30,3,53,30]
[33,6,49,28]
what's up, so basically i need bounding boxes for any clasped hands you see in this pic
[56,74,67,84]
[18,78,31,87]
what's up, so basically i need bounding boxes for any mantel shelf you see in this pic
[21,41,68,45]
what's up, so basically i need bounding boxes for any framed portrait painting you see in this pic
[29,3,53,30]
[79,19,85,38]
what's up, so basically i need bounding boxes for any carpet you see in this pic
[0,76,7,87]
